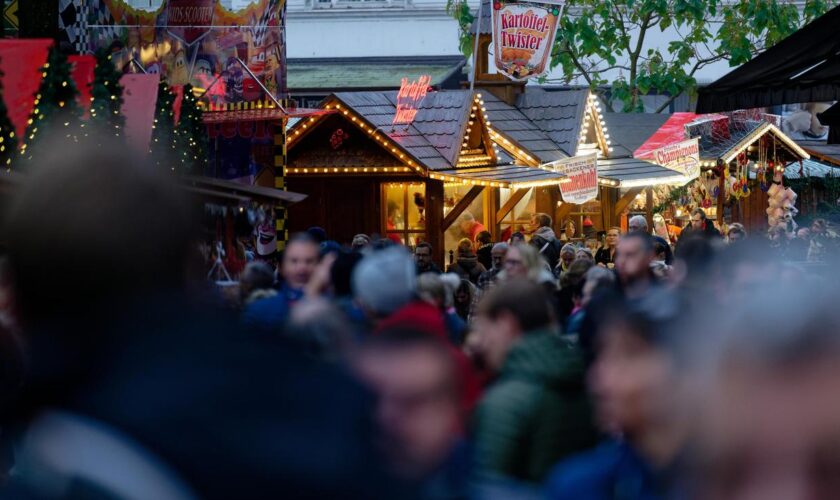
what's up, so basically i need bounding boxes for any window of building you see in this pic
[383,182,426,247]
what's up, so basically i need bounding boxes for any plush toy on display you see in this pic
[766,177,798,233]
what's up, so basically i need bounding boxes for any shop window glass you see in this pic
[443,184,486,261]
[498,188,536,243]
[382,183,425,247]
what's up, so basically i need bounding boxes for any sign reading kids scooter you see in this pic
[492,0,564,81]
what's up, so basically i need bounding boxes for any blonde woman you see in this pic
[501,243,557,291]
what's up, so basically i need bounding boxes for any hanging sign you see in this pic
[649,138,700,180]
[554,153,598,204]
[393,75,432,126]
[166,0,218,46]
[492,0,564,81]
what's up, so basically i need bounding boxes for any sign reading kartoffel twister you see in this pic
[492,0,564,81]
[393,75,431,126]
[648,138,701,180]
[553,153,598,204]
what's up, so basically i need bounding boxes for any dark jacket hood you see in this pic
[457,253,479,270]
[501,330,585,390]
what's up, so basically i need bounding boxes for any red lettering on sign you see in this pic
[393,75,432,126]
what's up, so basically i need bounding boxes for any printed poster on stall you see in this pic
[554,153,598,204]
[492,0,564,81]
[648,138,700,180]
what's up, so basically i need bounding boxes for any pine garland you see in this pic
[89,48,125,141]
[653,185,689,214]
[19,47,82,164]
[175,84,207,176]
[0,59,18,170]
[149,79,177,170]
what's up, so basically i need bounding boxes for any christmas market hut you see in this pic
[635,112,810,235]
[284,85,697,266]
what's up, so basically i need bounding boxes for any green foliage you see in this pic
[174,84,208,176]
[0,61,17,170]
[149,79,177,170]
[541,0,837,113]
[90,48,125,140]
[19,47,82,163]
[447,0,476,58]
[653,185,689,214]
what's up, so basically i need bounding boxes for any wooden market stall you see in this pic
[635,112,810,234]
[284,85,695,266]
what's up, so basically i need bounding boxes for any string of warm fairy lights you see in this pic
[456,93,503,168]
[283,92,635,190]
[578,92,614,156]
[287,166,413,174]
[285,100,427,176]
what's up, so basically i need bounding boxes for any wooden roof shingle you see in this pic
[333,90,473,171]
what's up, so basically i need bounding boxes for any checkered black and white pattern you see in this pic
[89,0,120,52]
[59,0,121,54]
[251,0,279,48]
[59,0,89,53]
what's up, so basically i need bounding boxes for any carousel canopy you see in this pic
[696,5,840,112]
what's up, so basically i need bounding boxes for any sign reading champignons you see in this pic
[649,138,701,180]
[554,153,598,204]
[491,0,565,81]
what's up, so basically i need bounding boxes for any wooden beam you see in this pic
[555,201,576,226]
[645,188,654,231]
[599,186,616,229]
[485,189,500,241]
[425,179,445,268]
[614,187,644,220]
[496,188,529,222]
[443,186,485,230]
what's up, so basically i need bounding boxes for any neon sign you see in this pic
[393,75,432,126]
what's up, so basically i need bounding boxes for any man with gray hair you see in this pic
[352,246,418,320]
[627,215,649,233]
[477,242,509,292]
[628,215,674,265]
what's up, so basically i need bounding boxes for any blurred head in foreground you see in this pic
[472,279,555,373]
[354,328,462,480]
[683,281,840,500]
[589,289,686,442]
[4,139,195,329]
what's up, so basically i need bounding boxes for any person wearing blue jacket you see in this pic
[545,289,689,500]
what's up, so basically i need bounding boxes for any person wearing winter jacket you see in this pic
[470,280,597,483]
[530,213,560,270]
[447,238,487,285]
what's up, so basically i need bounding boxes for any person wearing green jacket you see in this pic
[471,279,598,484]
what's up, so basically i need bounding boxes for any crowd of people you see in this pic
[1,145,840,499]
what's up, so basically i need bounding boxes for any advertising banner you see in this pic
[648,138,700,180]
[492,0,564,81]
[554,153,598,204]
[119,73,160,154]
[58,0,286,106]
[166,0,217,46]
